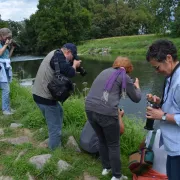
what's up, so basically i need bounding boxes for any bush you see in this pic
[63,96,87,128]
[121,115,146,156]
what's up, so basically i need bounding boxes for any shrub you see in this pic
[63,96,87,128]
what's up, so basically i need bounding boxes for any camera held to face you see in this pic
[144,100,160,130]
[11,39,20,48]
[75,59,87,76]
[1,39,20,48]
[76,66,87,76]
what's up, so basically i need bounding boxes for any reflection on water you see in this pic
[11,55,44,62]
[11,55,165,119]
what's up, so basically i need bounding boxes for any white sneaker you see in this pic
[10,108,16,113]
[121,175,128,180]
[111,177,120,180]
[111,175,128,180]
[102,168,111,175]
[3,110,14,115]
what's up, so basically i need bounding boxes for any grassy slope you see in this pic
[0,81,145,179]
[78,34,180,57]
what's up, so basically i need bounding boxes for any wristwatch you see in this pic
[162,113,167,121]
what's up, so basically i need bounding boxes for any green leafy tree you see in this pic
[26,0,91,53]
[0,14,8,29]
[171,1,180,37]
[90,1,150,38]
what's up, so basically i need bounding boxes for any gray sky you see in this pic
[0,0,38,21]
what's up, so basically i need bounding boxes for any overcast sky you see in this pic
[0,0,39,21]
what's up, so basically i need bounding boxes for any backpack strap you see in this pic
[52,49,61,77]
[148,130,156,150]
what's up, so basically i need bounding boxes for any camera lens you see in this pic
[144,119,154,130]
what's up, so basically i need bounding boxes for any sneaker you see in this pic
[102,168,111,175]
[3,110,14,115]
[10,108,16,113]
[111,177,120,180]
[111,175,128,180]
[121,175,128,180]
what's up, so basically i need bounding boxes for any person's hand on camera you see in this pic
[73,60,81,70]
[147,94,161,104]
[11,40,17,48]
[146,106,164,120]
[133,77,140,89]
[118,108,124,117]
[5,38,12,46]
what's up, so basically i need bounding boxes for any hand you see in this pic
[146,94,161,104]
[134,77,140,89]
[118,109,124,117]
[73,60,81,68]
[5,39,12,45]
[146,106,164,120]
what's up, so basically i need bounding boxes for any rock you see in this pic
[20,128,33,137]
[15,149,28,161]
[57,160,72,174]
[38,138,49,148]
[0,129,4,136]
[29,154,52,169]
[39,128,43,133]
[27,172,35,180]
[10,123,23,128]
[0,176,13,180]
[66,136,81,152]
[0,136,29,145]
[83,172,99,180]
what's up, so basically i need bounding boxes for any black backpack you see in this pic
[47,50,74,103]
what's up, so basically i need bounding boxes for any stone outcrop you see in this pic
[83,172,99,180]
[57,160,72,174]
[0,136,29,145]
[66,136,81,152]
[29,154,52,169]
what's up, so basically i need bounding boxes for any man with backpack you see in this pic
[33,43,81,150]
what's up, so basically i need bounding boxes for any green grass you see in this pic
[0,80,146,179]
[78,34,180,60]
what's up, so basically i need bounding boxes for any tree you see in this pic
[26,0,91,53]
[0,15,8,29]
[171,1,180,37]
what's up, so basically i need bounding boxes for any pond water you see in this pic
[11,55,165,120]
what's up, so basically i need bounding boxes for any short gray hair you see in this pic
[0,28,12,37]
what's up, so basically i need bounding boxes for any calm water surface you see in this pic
[11,55,165,120]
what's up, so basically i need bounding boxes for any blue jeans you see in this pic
[166,155,180,180]
[0,82,10,111]
[36,102,63,150]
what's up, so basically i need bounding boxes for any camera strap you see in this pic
[148,130,156,150]
[160,62,180,107]
[52,49,61,77]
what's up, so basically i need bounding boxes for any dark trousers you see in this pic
[86,111,121,178]
[166,155,180,180]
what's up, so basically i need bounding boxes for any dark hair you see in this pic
[146,39,178,62]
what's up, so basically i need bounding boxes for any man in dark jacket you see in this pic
[33,43,81,150]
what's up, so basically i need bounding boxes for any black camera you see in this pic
[11,40,20,48]
[144,101,160,130]
[71,59,87,76]
[1,39,20,48]
[76,66,87,76]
